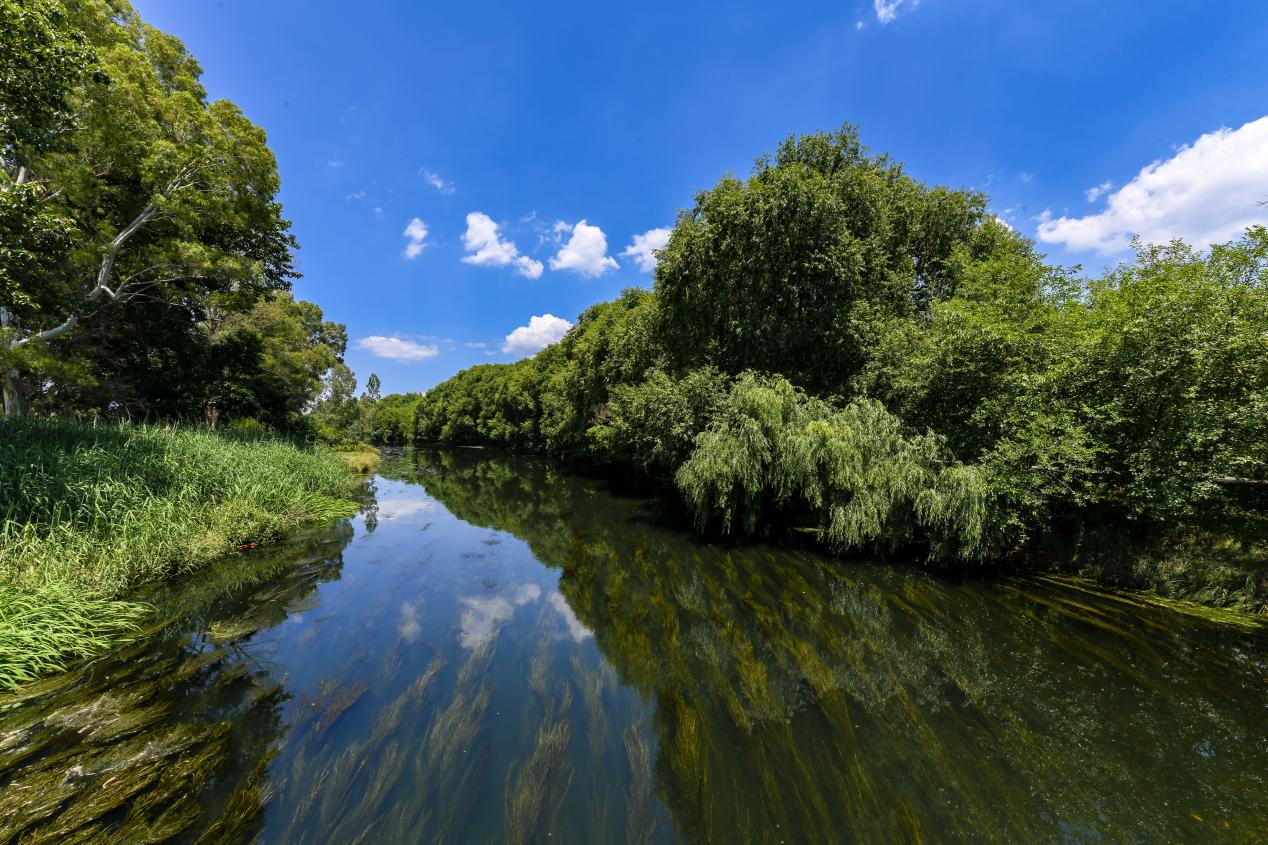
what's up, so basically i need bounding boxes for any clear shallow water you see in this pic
[1,448,1265,843]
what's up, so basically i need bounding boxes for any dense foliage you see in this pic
[656,125,984,394]
[392,127,1267,578]
[1,0,349,434]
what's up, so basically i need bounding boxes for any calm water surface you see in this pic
[1,448,1265,843]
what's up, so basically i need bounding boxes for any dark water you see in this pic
[1,449,1265,844]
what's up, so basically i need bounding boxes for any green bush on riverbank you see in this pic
[394,126,1267,612]
[0,418,361,688]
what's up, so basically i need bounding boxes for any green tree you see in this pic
[212,293,345,418]
[0,0,96,413]
[366,391,422,445]
[655,124,986,396]
[364,372,381,403]
[310,361,363,443]
[2,0,296,416]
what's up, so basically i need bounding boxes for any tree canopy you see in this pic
[655,126,988,395]
[2,0,346,432]
[394,125,1267,578]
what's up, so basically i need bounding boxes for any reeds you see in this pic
[0,417,361,688]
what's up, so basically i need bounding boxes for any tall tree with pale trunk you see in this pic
[1,0,296,416]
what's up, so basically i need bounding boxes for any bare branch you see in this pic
[1211,476,1268,488]
[7,165,201,354]
[14,313,80,347]
[93,201,159,293]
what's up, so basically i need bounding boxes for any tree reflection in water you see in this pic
[0,522,354,844]
[400,448,1268,844]
[0,449,1263,844]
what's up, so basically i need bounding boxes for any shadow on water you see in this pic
[1,447,1265,844]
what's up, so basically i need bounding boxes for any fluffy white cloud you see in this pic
[461,212,543,279]
[502,314,573,356]
[549,220,619,277]
[422,169,455,195]
[402,217,429,259]
[1085,181,1113,203]
[1038,116,1268,254]
[620,227,671,273]
[549,592,592,642]
[874,0,917,24]
[357,336,440,361]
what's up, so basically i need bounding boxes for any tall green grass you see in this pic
[0,418,361,688]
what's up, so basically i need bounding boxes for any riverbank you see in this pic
[4,446,1263,842]
[1051,528,1267,618]
[0,419,365,689]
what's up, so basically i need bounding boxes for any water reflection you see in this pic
[0,448,1263,844]
[399,448,1268,844]
[0,522,354,843]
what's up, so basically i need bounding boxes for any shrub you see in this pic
[676,373,987,559]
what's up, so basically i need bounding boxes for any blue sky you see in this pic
[132,0,1268,395]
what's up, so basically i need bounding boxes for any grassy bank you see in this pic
[1054,528,1267,618]
[0,418,363,688]
[334,443,382,475]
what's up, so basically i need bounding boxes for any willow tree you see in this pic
[0,0,295,416]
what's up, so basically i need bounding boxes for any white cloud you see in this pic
[549,220,619,277]
[398,601,421,643]
[377,496,436,519]
[1037,116,1268,254]
[1085,181,1113,203]
[502,314,573,356]
[457,595,512,650]
[422,169,455,195]
[620,227,672,273]
[549,592,592,642]
[357,336,440,361]
[1018,171,1034,184]
[460,212,544,279]
[402,217,429,259]
[345,190,367,201]
[327,159,344,168]
[993,215,1014,232]
[457,583,541,650]
[874,0,917,24]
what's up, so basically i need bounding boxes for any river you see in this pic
[1,448,1264,843]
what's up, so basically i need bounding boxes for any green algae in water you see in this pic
[0,448,1265,843]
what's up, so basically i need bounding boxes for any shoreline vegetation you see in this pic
[2,0,1263,699]
[0,418,365,689]
[353,129,1266,617]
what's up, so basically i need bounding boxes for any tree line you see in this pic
[359,127,1267,569]
[1,0,349,437]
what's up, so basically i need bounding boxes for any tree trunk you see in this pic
[2,368,29,418]
[0,307,28,417]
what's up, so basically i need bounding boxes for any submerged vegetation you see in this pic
[370,128,1268,611]
[0,520,354,843]
[0,418,359,688]
[5,448,1261,842]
